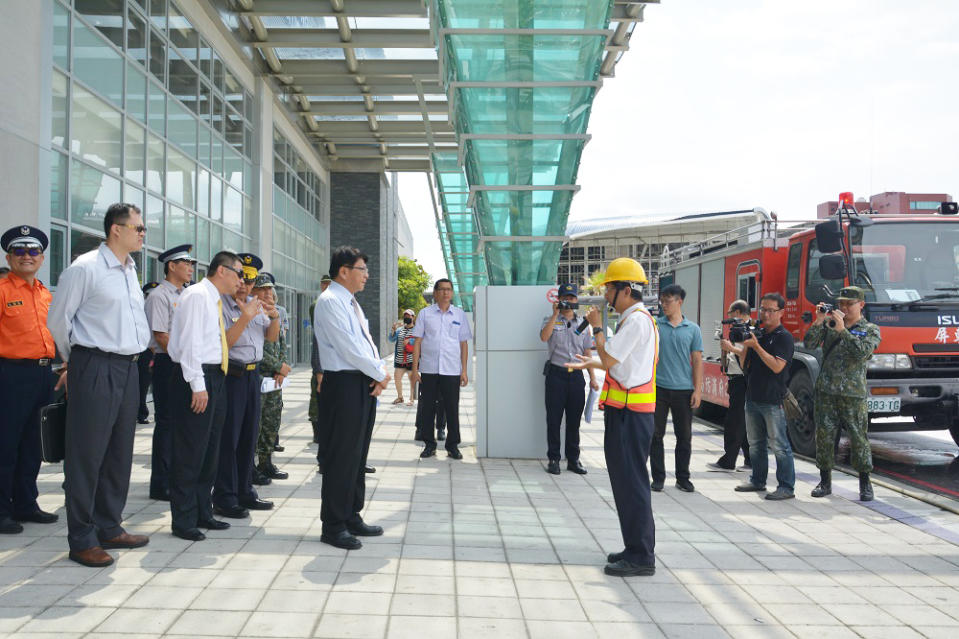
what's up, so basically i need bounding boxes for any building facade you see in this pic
[0,0,410,363]
[816,192,953,218]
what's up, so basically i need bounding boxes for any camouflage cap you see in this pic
[836,286,866,301]
[252,273,274,288]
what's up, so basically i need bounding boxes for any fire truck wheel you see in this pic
[786,370,817,457]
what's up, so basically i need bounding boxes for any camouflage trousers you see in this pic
[256,390,283,465]
[813,392,873,473]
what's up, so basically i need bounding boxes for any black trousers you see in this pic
[169,364,226,532]
[544,365,586,462]
[0,360,53,519]
[64,348,138,551]
[213,370,261,508]
[605,407,655,566]
[718,376,750,468]
[415,384,446,437]
[416,373,460,448]
[150,353,174,494]
[136,348,153,420]
[651,387,693,483]
[320,371,376,533]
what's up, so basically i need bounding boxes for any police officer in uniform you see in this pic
[137,283,158,425]
[145,244,196,501]
[0,226,60,534]
[566,258,658,577]
[213,253,280,518]
[539,283,598,475]
[803,286,881,501]
[251,273,290,483]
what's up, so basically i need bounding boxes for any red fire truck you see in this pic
[660,195,959,454]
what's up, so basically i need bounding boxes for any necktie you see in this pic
[351,297,378,357]
[217,299,229,375]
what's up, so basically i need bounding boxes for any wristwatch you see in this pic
[592,326,604,336]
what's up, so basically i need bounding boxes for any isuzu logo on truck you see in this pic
[937,315,959,325]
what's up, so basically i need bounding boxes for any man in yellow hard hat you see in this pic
[566,257,659,577]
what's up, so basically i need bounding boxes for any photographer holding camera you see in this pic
[708,299,752,472]
[734,292,797,500]
[539,283,599,475]
[803,286,881,501]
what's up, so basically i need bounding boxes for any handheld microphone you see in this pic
[574,317,590,335]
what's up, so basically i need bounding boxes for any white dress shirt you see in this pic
[144,279,182,353]
[48,243,150,360]
[604,302,658,388]
[167,278,224,392]
[313,281,386,382]
[411,303,472,375]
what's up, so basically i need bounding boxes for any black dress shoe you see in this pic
[198,518,231,530]
[567,460,587,475]
[420,446,436,458]
[172,528,206,542]
[364,465,375,474]
[273,443,285,452]
[213,504,250,519]
[13,510,59,524]
[607,550,625,564]
[676,479,695,493]
[251,468,272,486]
[263,463,288,480]
[604,559,655,577]
[320,529,362,550]
[137,417,150,425]
[239,497,274,511]
[446,447,463,460]
[546,460,561,475]
[437,428,446,441]
[651,480,664,492]
[149,488,171,501]
[0,517,24,534]
[346,520,384,537]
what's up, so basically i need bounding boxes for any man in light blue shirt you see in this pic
[313,246,390,550]
[48,203,152,568]
[411,278,473,460]
[651,284,703,494]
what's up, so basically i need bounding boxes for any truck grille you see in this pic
[913,355,959,369]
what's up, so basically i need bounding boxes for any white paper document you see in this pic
[261,376,291,394]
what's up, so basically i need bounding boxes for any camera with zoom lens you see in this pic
[817,303,837,328]
[724,319,764,343]
[557,300,579,310]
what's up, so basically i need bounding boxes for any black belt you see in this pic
[548,362,577,373]
[173,362,224,375]
[73,345,139,362]
[227,359,260,377]
[0,357,53,366]
[325,369,364,376]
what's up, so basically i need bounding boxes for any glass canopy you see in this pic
[429,0,613,290]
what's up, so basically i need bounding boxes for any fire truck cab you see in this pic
[661,203,959,455]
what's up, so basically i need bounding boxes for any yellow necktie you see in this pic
[217,299,229,374]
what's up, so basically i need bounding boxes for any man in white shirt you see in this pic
[166,251,243,541]
[567,258,658,577]
[411,279,473,460]
[48,203,152,568]
[313,246,391,550]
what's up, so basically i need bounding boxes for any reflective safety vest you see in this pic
[599,307,658,413]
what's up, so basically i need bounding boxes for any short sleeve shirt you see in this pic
[0,273,56,359]
[542,314,593,367]
[411,303,472,376]
[604,303,658,389]
[221,294,271,363]
[744,324,794,404]
[144,280,182,353]
[654,315,703,391]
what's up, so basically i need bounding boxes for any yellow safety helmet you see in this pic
[601,257,648,286]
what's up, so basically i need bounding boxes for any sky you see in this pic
[398,0,959,282]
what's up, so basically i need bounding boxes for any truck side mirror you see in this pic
[815,219,844,253]
[819,254,847,280]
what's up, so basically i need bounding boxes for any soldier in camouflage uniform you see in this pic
[252,274,291,482]
[802,286,881,501]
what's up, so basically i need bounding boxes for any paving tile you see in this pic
[323,591,392,615]
[241,610,318,637]
[94,607,181,634]
[457,617,527,638]
[386,615,457,639]
[17,606,114,633]
[167,609,251,636]
[389,593,455,616]
[257,589,328,613]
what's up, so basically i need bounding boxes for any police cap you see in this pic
[252,273,275,289]
[1,225,48,253]
[142,281,159,295]
[237,253,263,280]
[158,244,197,263]
[557,283,578,298]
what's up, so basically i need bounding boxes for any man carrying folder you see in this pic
[0,226,60,534]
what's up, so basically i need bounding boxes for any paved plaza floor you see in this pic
[2,368,959,638]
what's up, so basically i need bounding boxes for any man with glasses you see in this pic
[48,203,152,566]
[804,286,881,501]
[213,253,280,519]
[708,299,752,472]
[313,246,390,550]
[145,244,196,502]
[0,226,60,535]
[734,292,797,500]
[651,284,703,493]
[411,278,473,460]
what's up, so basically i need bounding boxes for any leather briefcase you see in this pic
[39,401,67,463]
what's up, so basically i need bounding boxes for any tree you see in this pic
[580,268,607,296]
[397,256,431,316]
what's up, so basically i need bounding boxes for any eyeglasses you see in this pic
[759,307,782,314]
[347,265,368,272]
[224,267,243,279]
[435,287,454,293]
[119,223,147,234]
[10,246,43,257]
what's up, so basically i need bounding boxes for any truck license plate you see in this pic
[867,397,901,413]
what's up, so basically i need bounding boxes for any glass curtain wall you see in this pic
[50,0,256,286]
